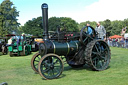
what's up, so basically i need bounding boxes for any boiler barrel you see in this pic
[39,40,81,56]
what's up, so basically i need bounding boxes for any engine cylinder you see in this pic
[39,40,81,56]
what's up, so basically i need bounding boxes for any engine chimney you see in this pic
[41,3,49,40]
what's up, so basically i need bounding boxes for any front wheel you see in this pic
[38,53,64,80]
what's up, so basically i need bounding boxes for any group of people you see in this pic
[107,37,128,48]
[7,33,26,46]
[86,22,128,48]
[107,27,128,48]
[86,22,106,40]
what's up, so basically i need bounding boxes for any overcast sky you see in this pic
[0,0,128,26]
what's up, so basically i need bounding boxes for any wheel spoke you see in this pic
[82,32,86,36]
[43,68,50,73]
[101,55,106,60]
[92,52,99,55]
[54,66,61,67]
[99,61,103,68]
[92,56,98,66]
[48,57,52,63]
[92,56,97,61]
[97,59,101,68]
[37,56,41,60]
[52,57,55,64]
[83,37,88,42]
[99,44,102,53]
[48,70,51,76]
[53,59,59,65]
[103,48,109,55]
[34,63,38,66]
[94,45,100,53]
[54,68,59,73]
[52,69,54,75]
[41,62,45,67]
[34,60,39,62]
[103,48,108,51]
[97,42,102,53]
[94,58,97,66]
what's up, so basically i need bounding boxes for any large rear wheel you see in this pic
[85,40,111,71]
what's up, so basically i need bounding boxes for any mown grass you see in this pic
[0,47,128,85]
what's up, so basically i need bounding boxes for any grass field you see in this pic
[0,47,128,85]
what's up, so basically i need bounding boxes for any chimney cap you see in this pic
[41,3,48,9]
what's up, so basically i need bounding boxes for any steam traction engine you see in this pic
[31,3,111,80]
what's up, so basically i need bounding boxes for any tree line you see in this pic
[17,17,128,37]
[0,0,19,37]
[1,0,128,37]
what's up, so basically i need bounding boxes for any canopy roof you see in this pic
[109,35,123,39]
[6,34,16,37]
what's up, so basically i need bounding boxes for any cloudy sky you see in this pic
[0,0,128,25]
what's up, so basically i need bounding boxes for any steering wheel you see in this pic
[80,26,96,46]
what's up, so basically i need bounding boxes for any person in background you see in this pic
[125,38,128,48]
[7,37,12,46]
[21,33,26,40]
[120,37,125,48]
[124,33,128,48]
[121,26,127,36]
[95,22,106,40]
[16,33,25,47]
[86,23,92,35]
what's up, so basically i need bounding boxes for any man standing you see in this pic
[86,23,92,35]
[95,22,106,40]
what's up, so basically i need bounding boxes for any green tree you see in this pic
[0,0,19,37]
[123,18,128,33]
[48,17,61,31]
[22,16,79,36]
[49,17,79,32]
[103,19,112,35]
[111,20,123,35]
[22,17,43,36]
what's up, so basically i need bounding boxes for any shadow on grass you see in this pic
[64,64,111,72]
[64,64,92,71]
[35,65,111,80]
[41,74,66,80]
[9,52,35,57]
[0,52,3,56]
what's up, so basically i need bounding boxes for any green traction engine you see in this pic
[8,37,31,56]
[31,3,111,80]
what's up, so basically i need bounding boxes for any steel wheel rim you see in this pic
[39,54,63,79]
[31,52,41,73]
[24,46,28,55]
[25,47,28,55]
[91,41,110,70]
